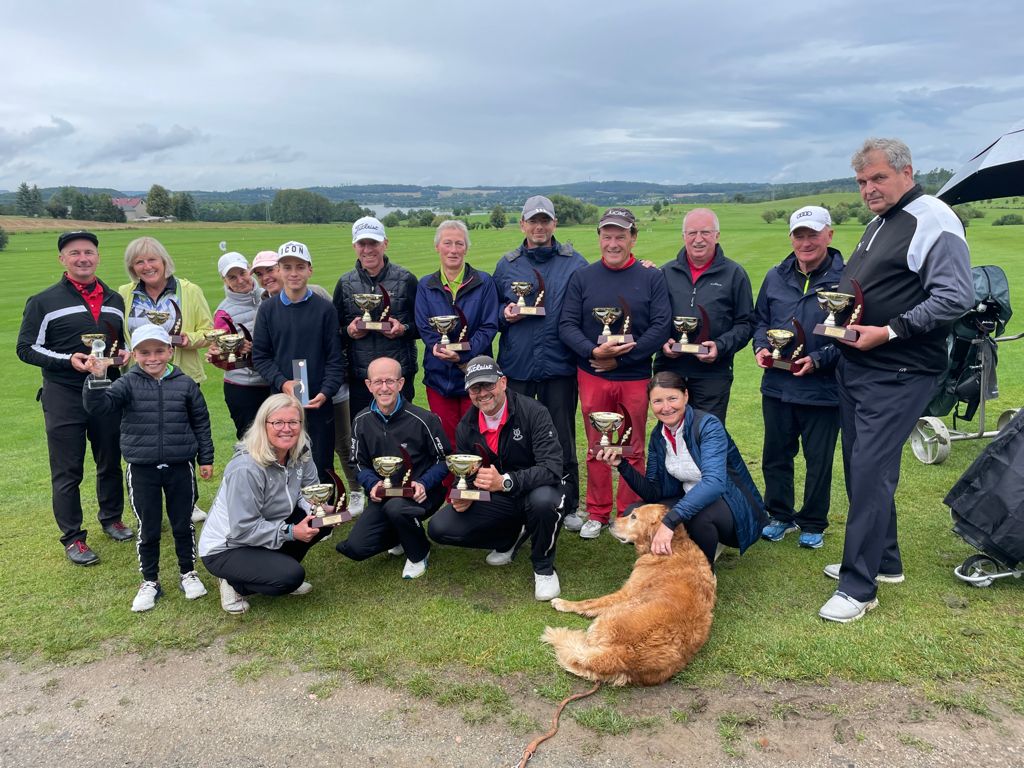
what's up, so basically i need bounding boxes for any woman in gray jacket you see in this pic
[199,394,332,614]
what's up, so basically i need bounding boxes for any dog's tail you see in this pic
[541,626,629,686]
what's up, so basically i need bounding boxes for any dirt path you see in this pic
[2,645,1021,767]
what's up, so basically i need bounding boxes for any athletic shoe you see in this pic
[798,532,824,549]
[534,571,561,601]
[818,591,878,623]
[219,578,249,614]
[563,512,585,532]
[761,518,798,542]
[179,571,208,600]
[65,540,99,566]
[348,491,365,517]
[402,557,428,579]
[823,563,905,583]
[485,547,515,566]
[714,542,728,562]
[387,545,405,557]
[290,581,313,595]
[102,521,134,541]
[579,520,605,539]
[191,505,207,524]
[131,581,163,612]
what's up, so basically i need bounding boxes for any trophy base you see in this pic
[355,320,387,332]
[451,488,491,502]
[598,334,634,345]
[814,323,860,341]
[671,342,704,354]
[440,342,471,352]
[213,357,252,371]
[310,511,352,528]
[170,335,185,346]
[768,359,793,371]
[86,377,112,390]
[382,487,416,498]
[509,306,546,317]
[591,443,635,458]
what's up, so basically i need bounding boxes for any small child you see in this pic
[84,324,215,611]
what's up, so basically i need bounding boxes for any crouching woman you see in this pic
[199,393,331,613]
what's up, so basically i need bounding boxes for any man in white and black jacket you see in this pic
[819,138,973,624]
[428,356,565,601]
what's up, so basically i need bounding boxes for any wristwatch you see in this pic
[501,473,514,492]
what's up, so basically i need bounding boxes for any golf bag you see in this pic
[924,265,1012,421]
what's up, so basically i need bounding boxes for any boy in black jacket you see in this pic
[84,325,214,612]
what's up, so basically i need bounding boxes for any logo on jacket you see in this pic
[512,427,523,441]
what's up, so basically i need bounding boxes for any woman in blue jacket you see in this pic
[597,371,765,567]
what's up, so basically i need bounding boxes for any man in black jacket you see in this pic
[17,231,134,565]
[428,356,565,601]
[819,138,973,624]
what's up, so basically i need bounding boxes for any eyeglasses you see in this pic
[268,420,301,430]
[369,377,401,389]
[683,229,718,239]
[468,382,497,395]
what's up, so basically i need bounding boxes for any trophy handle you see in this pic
[223,316,238,335]
[473,442,496,471]
[379,285,392,321]
[169,299,184,334]
[533,268,546,307]
[696,305,711,344]
[849,279,865,325]
[791,317,807,356]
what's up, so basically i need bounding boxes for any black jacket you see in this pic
[84,364,214,466]
[455,389,563,496]
[333,257,420,381]
[352,399,451,492]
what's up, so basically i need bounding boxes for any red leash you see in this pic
[515,682,601,767]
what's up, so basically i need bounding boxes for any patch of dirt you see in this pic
[1,644,1022,767]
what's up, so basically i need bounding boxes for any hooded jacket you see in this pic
[214,282,267,387]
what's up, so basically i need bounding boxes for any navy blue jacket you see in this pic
[414,264,500,397]
[493,238,587,381]
[753,248,844,406]
[617,407,765,553]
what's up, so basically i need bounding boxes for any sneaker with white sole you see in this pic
[387,544,405,557]
[348,491,365,517]
[798,532,824,549]
[485,547,515,566]
[823,563,905,583]
[290,581,313,595]
[131,581,163,612]
[191,505,207,524]
[579,519,605,539]
[219,578,249,614]
[563,512,585,532]
[179,571,207,600]
[534,571,561,601]
[402,556,428,579]
[762,518,798,541]
[818,591,878,623]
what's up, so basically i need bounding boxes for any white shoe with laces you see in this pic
[290,581,313,595]
[219,578,249,614]
[402,557,428,579]
[579,520,605,539]
[179,571,207,600]
[132,581,163,612]
[534,572,561,601]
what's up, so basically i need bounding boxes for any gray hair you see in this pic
[433,219,471,248]
[240,393,311,467]
[124,236,177,280]
[682,208,720,233]
[851,138,913,173]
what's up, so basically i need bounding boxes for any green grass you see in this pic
[2,199,1024,714]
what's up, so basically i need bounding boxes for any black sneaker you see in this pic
[66,540,100,566]
[103,521,135,541]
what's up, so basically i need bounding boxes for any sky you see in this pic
[2,1,1022,193]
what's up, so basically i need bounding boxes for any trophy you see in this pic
[81,333,117,390]
[352,287,392,332]
[219,334,246,366]
[588,410,635,457]
[508,269,547,317]
[292,359,310,406]
[671,305,710,354]
[765,319,806,371]
[593,300,634,344]
[814,280,864,341]
[446,454,490,501]
[429,311,470,352]
[304,469,351,529]
[373,449,415,498]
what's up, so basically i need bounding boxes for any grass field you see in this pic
[2,198,1023,725]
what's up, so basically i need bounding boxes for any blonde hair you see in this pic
[241,394,311,467]
[124,237,177,280]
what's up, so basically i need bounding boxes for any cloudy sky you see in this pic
[2,1,1021,192]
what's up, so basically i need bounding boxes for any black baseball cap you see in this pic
[464,355,504,388]
[58,231,99,251]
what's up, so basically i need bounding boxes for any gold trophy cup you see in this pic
[429,315,470,352]
[446,454,490,501]
[353,293,390,332]
[814,292,861,341]
[589,411,635,457]
[218,333,245,364]
[373,456,415,498]
[672,316,702,354]
[766,328,796,371]
[302,482,347,528]
[509,280,546,317]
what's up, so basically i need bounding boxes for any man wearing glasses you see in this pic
[428,356,565,600]
[336,357,450,580]
[655,208,754,423]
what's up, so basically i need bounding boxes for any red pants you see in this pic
[578,369,647,523]
[426,387,472,448]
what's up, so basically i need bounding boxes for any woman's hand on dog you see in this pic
[651,523,674,556]
[594,447,622,467]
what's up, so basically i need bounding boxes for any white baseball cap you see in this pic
[352,216,386,243]
[277,241,312,263]
[789,206,832,233]
[131,324,172,349]
[217,251,249,277]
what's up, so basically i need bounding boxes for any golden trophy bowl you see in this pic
[816,292,854,327]
[589,411,624,447]
[373,456,404,488]
[592,307,622,338]
[219,333,245,363]
[203,328,227,344]
[671,315,702,354]
[510,281,534,307]
[428,315,459,345]
[302,482,347,528]
[353,293,382,322]
[145,310,171,325]
[766,329,794,359]
[446,454,489,501]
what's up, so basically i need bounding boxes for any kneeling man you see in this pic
[336,357,450,579]
[429,356,565,601]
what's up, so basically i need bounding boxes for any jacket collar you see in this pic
[670,244,726,273]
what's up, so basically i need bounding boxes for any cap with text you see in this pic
[352,216,387,243]
[597,207,636,231]
[521,195,556,221]
[131,323,172,350]
[277,241,311,264]
[217,252,249,277]
[464,355,504,388]
[789,205,832,233]
[58,230,99,252]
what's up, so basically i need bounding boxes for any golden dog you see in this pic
[542,504,716,686]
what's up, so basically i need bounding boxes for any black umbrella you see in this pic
[938,127,1024,205]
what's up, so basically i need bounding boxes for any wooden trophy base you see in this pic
[671,342,704,354]
[382,487,416,498]
[310,509,353,528]
[355,319,387,332]
[814,323,860,341]
[598,334,635,345]
[591,443,635,458]
[509,306,546,317]
[451,488,491,502]
[170,334,185,346]
[768,358,793,371]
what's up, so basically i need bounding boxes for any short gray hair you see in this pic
[433,219,471,248]
[682,208,720,233]
[124,237,176,280]
[851,138,913,173]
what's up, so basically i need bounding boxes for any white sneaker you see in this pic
[563,512,585,532]
[131,581,162,612]
[387,544,405,557]
[290,581,313,595]
[179,571,207,600]
[402,557,428,579]
[823,563,905,584]
[534,571,561,601]
[579,520,605,539]
[714,543,728,562]
[818,591,878,623]
[191,505,207,523]
[486,547,515,566]
[348,491,365,517]
[219,578,249,614]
